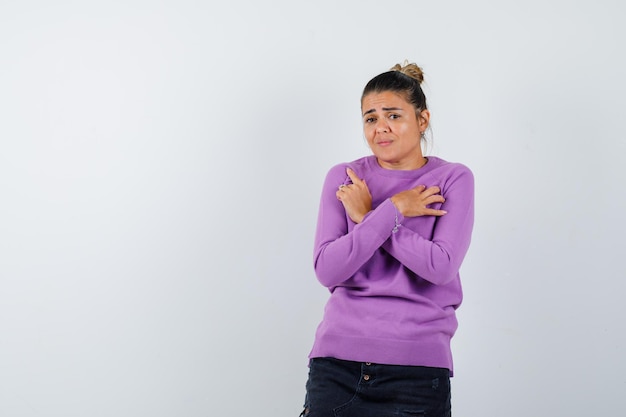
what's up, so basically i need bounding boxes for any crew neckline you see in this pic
[365,155,440,178]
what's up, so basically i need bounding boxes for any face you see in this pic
[361,91,430,170]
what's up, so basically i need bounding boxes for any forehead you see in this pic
[361,91,411,111]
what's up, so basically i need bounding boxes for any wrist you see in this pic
[390,196,403,215]
[390,199,403,233]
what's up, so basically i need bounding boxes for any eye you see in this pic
[389,113,400,120]
[364,117,376,124]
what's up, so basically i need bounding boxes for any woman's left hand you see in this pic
[336,168,372,224]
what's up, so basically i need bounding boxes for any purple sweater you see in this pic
[308,155,474,374]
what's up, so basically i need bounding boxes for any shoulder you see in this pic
[325,156,374,181]
[427,156,473,178]
[426,157,474,191]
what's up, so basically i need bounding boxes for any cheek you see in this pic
[363,126,375,141]
[395,121,412,133]
[397,122,418,138]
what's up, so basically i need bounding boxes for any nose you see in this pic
[375,119,389,133]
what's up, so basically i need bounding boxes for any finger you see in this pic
[412,184,427,192]
[425,185,441,194]
[346,168,362,185]
[424,194,446,206]
[420,186,442,198]
[423,208,447,216]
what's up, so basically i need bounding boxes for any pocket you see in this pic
[390,375,450,415]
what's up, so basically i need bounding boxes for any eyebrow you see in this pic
[362,107,404,116]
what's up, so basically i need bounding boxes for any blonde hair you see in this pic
[390,61,425,85]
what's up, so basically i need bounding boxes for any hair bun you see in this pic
[390,60,424,84]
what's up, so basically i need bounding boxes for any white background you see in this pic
[1,1,624,416]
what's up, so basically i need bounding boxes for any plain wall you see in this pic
[1,1,624,416]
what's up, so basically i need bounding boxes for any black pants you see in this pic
[301,357,451,417]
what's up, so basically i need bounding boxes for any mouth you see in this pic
[376,140,393,147]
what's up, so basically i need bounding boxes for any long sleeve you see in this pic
[313,164,398,288]
[381,166,474,285]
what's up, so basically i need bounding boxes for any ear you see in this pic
[418,109,430,132]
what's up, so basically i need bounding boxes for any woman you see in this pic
[301,62,474,417]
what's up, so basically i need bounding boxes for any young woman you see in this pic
[301,62,475,417]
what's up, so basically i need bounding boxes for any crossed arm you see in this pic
[313,166,474,288]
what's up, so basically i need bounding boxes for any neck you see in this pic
[377,156,428,171]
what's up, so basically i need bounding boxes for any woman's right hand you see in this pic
[390,185,447,218]
[336,168,372,224]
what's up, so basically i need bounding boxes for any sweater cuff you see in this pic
[362,198,404,238]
